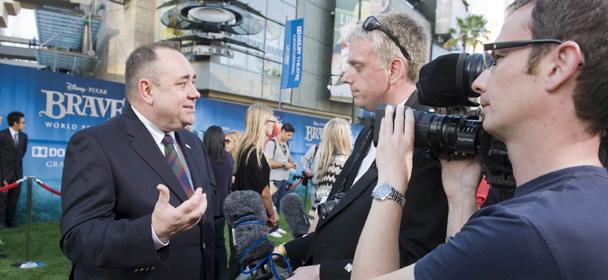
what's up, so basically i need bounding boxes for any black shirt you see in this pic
[233,145,270,194]
[210,152,234,217]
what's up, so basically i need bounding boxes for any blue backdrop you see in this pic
[0,64,362,223]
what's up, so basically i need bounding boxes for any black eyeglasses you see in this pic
[483,39,563,52]
[362,16,411,61]
[482,39,564,68]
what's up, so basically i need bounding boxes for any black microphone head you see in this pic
[416,53,479,107]
[280,193,309,238]
[224,191,274,265]
[224,190,267,224]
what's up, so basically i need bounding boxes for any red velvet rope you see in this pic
[35,179,61,196]
[0,178,24,192]
[288,178,304,191]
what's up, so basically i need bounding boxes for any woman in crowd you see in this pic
[309,118,353,231]
[203,125,233,280]
[228,103,277,279]
[224,130,242,175]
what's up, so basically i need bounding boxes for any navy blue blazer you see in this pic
[60,105,216,280]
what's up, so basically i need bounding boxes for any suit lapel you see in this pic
[122,107,189,202]
[328,125,373,197]
[317,164,377,229]
[317,124,376,229]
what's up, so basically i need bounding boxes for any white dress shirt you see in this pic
[351,99,408,187]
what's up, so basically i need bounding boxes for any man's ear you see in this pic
[138,79,154,105]
[388,58,408,85]
[545,41,583,92]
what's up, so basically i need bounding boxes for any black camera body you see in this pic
[375,52,515,188]
[317,192,346,221]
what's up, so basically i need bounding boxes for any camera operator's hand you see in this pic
[440,157,483,202]
[440,157,482,237]
[376,104,414,194]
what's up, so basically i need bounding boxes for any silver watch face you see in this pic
[373,184,391,199]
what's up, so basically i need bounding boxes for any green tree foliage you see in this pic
[443,15,489,52]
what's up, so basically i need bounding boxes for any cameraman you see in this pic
[280,13,448,280]
[353,0,608,279]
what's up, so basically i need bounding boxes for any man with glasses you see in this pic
[0,111,28,229]
[353,0,608,279]
[280,13,448,280]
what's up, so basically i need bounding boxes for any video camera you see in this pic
[376,53,515,189]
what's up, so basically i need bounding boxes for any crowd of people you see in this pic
[57,0,608,279]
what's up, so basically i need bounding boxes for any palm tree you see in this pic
[443,15,489,53]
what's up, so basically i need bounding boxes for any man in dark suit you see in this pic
[0,111,28,229]
[60,42,216,280]
[281,13,448,280]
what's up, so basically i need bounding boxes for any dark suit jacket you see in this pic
[0,128,28,183]
[285,92,448,279]
[60,106,216,280]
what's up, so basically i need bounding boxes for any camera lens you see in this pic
[414,110,481,156]
[463,53,489,97]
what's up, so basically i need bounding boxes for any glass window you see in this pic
[239,0,267,14]
[262,61,287,101]
[209,63,263,98]
[267,1,296,23]
[282,0,297,7]
[264,21,285,63]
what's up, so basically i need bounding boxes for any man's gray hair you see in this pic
[348,13,429,82]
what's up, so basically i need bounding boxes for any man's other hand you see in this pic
[440,157,483,203]
[288,264,320,280]
[151,184,207,242]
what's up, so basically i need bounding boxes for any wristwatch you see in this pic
[372,182,406,207]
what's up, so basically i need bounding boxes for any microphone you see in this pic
[224,190,274,265]
[280,193,310,238]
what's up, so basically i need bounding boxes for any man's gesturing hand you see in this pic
[151,184,207,242]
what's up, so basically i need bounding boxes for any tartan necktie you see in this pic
[161,134,193,197]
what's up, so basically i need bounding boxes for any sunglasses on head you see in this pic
[362,16,411,61]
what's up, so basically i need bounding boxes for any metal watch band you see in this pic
[389,189,406,208]
[372,182,406,208]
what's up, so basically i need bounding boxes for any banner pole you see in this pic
[278,15,288,112]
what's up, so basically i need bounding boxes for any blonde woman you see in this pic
[224,130,242,174]
[228,103,277,278]
[232,103,277,223]
[308,118,353,231]
[314,118,353,206]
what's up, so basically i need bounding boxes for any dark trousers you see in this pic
[214,217,228,280]
[0,184,21,227]
[271,180,289,213]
